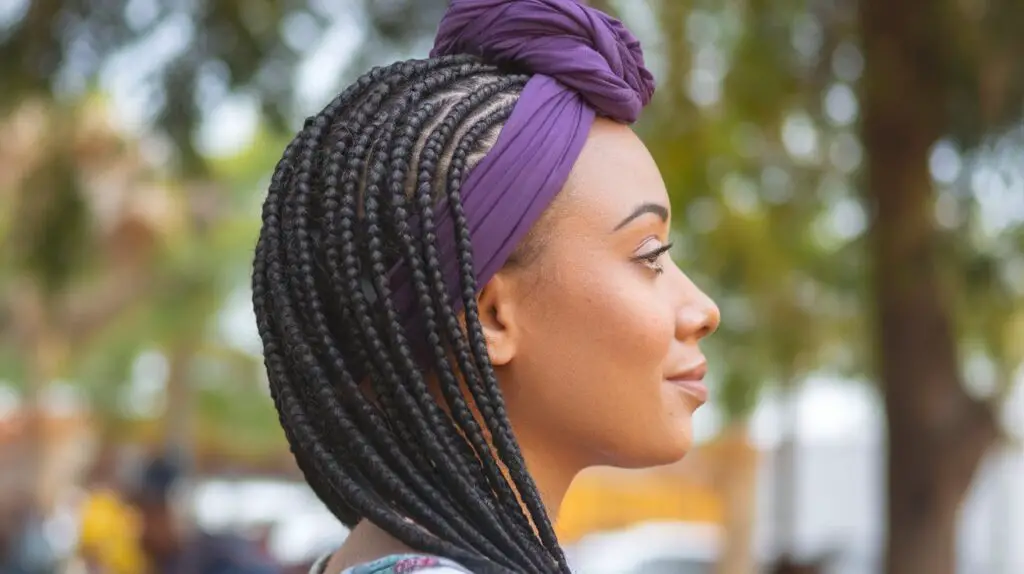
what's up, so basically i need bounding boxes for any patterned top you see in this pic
[309,553,472,574]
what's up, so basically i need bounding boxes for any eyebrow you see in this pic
[613,202,669,232]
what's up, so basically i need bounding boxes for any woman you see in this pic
[251,0,720,572]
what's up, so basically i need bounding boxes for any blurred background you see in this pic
[0,0,1022,573]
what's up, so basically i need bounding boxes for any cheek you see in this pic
[590,285,673,374]
[506,265,690,466]
[519,264,675,400]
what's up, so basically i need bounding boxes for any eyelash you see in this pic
[633,242,674,275]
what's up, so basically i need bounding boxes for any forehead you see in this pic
[557,118,669,229]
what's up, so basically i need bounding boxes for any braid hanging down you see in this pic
[251,55,570,573]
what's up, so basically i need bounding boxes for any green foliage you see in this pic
[0,0,1021,460]
[9,151,93,296]
[624,0,874,421]
[195,382,286,456]
[0,0,316,173]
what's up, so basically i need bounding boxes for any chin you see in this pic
[604,424,693,470]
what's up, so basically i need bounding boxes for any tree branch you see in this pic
[59,265,155,346]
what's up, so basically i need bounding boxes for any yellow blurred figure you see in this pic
[78,488,148,574]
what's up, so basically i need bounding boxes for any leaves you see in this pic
[11,154,92,296]
[0,0,324,175]
[0,0,1021,458]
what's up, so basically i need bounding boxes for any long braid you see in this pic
[389,82,550,570]
[438,105,570,569]
[258,112,467,552]
[254,134,361,526]
[327,69,519,563]
[258,58,491,553]
[431,105,535,519]
[349,72,544,568]
[404,83,557,554]
[282,110,488,552]
[252,55,571,572]
[289,62,516,560]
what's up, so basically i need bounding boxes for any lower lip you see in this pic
[666,378,709,403]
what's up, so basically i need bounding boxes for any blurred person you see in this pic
[769,555,827,574]
[76,447,147,574]
[77,486,147,573]
[0,498,59,574]
[251,0,718,573]
[0,498,19,570]
[127,456,283,574]
[245,522,278,565]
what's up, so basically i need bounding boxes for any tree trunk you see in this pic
[709,424,759,574]
[163,345,196,469]
[859,1,999,574]
[772,382,800,560]
[9,281,61,514]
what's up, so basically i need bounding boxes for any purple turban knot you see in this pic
[431,0,655,123]
[390,0,655,338]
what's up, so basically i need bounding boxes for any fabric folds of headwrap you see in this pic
[387,0,655,334]
[431,0,654,123]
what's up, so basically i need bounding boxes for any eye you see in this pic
[632,241,674,275]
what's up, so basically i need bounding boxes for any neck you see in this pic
[516,440,586,526]
[453,383,585,526]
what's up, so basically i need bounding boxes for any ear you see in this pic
[475,273,521,366]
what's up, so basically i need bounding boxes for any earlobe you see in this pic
[475,274,519,366]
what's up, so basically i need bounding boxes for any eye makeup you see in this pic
[632,241,673,274]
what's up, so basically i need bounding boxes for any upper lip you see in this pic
[666,359,708,381]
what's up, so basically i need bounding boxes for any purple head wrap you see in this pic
[387,0,655,333]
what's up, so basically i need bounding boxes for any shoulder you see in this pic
[313,553,473,574]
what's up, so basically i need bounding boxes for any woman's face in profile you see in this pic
[481,118,720,472]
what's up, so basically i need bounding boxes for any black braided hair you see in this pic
[251,55,571,573]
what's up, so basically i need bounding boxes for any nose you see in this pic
[675,281,720,343]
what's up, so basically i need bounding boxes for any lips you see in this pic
[665,361,709,403]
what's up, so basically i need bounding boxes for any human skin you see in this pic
[328,117,720,573]
[479,117,721,515]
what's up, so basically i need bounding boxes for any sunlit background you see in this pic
[1,1,1022,573]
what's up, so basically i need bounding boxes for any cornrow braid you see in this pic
[252,55,570,573]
